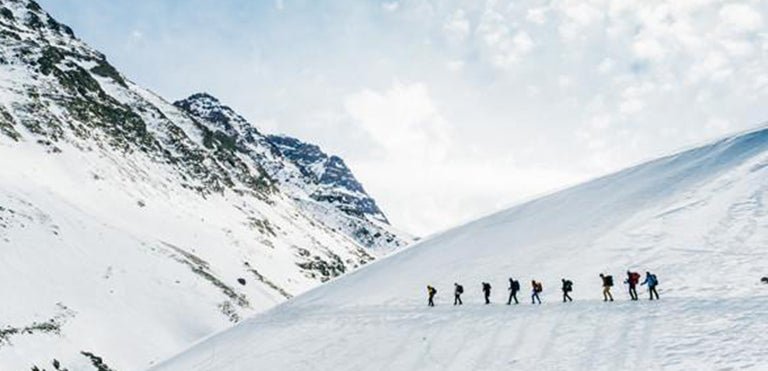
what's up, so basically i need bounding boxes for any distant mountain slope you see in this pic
[174,93,408,253]
[0,1,409,370]
[265,134,387,222]
[154,126,768,370]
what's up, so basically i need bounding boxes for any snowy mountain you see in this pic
[174,93,406,252]
[154,126,768,370]
[0,1,409,370]
[265,134,387,223]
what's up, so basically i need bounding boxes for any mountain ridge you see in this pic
[0,0,410,369]
[173,92,407,251]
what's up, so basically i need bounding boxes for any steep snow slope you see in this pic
[0,1,409,370]
[154,126,768,370]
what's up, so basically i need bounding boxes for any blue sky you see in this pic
[40,0,768,235]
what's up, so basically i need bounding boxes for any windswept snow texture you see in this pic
[155,127,768,371]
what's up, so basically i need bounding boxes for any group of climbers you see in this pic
[607,271,660,301]
[429,270,660,306]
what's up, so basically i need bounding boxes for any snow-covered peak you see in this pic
[174,93,407,250]
[173,92,260,139]
[3,0,76,39]
[267,134,388,223]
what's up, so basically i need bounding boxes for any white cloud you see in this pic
[566,1,603,25]
[341,82,458,233]
[343,82,451,162]
[719,38,755,57]
[526,7,548,25]
[556,1,604,41]
[382,1,399,13]
[704,117,732,136]
[513,31,534,53]
[718,3,763,34]
[619,99,644,115]
[476,4,536,69]
[687,51,731,83]
[632,37,666,61]
[597,58,614,74]
[444,9,471,42]
[590,113,612,130]
[446,59,465,72]
[618,82,655,115]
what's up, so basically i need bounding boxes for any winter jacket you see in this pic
[641,274,658,287]
[627,272,641,286]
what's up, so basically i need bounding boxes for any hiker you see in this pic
[625,271,641,301]
[427,285,437,307]
[482,282,492,304]
[531,280,542,304]
[599,273,614,302]
[641,271,660,300]
[507,278,520,305]
[561,278,573,302]
[454,283,464,305]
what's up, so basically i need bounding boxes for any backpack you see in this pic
[606,275,614,287]
[650,274,658,286]
[456,285,464,294]
[564,280,573,292]
[511,280,520,291]
[534,282,543,293]
[630,272,641,284]
[428,286,437,295]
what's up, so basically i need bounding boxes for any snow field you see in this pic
[153,127,768,370]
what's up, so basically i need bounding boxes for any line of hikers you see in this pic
[426,271,660,306]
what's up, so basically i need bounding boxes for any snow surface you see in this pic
[154,126,768,370]
[0,137,368,370]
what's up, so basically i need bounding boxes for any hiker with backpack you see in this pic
[482,282,492,304]
[561,278,573,302]
[454,283,464,305]
[625,271,641,301]
[531,280,543,304]
[427,285,437,307]
[507,278,520,305]
[599,273,614,302]
[641,271,660,300]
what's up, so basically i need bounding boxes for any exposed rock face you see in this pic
[266,134,387,222]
